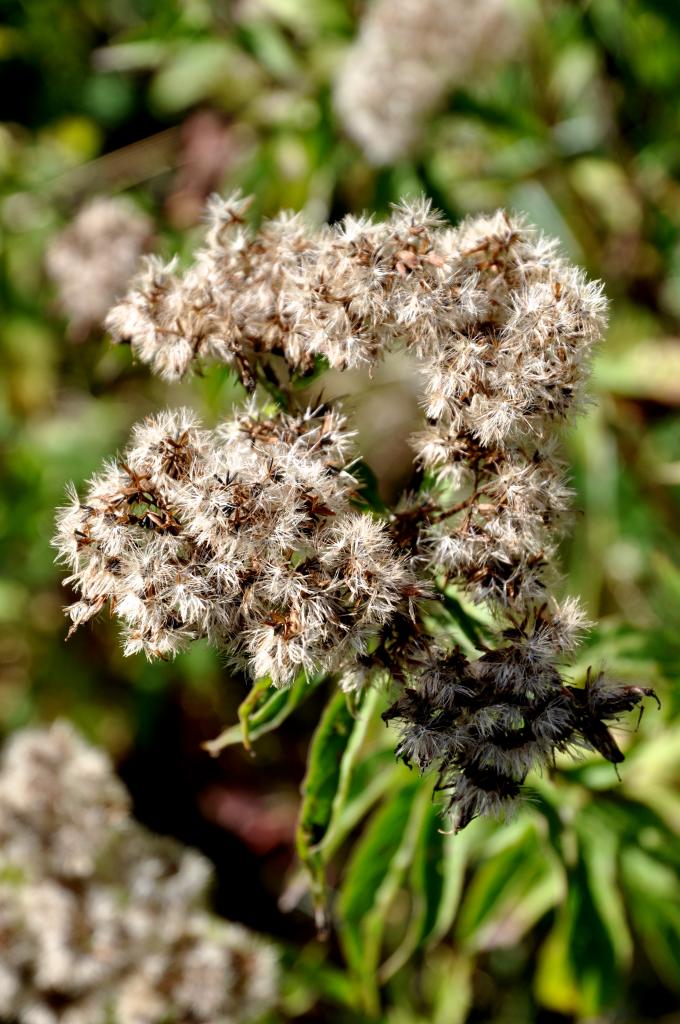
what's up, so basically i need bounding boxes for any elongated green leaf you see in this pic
[315,687,386,857]
[427,950,474,1024]
[297,690,356,848]
[296,688,374,927]
[203,672,324,755]
[150,40,260,113]
[535,836,622,1016]
[337,778,424,1014]
[379,797,445,981]
[456,818,564,951]
[534,905,582,1016]
[575,806,633,969]
[428,818,489,947]
[621,847,680,990]
[321,748,402,862]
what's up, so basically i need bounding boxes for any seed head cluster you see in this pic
[381,211,655,828]
[54,402,420,687]
[333,0,522,165]
[0,722,278,1023]
[105,195,604,409]
[409,208,608,604]
[46,197,153,341]
[57,191,654,828]
[385,616,657,829]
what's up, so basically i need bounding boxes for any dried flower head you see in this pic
[105,192,317,385]
[60,189,653,829]
[333,0,522,164]
[54,402,421,686]
[385,617,658,830]
[106,195,604,402]
[0,722,278,1023]
[46,197,153,341]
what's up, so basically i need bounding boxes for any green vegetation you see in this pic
[2,1,680,1020]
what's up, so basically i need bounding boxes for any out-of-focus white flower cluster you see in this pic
[54,402,421,686]
[333,0,522,165]
[0,722,278,1023]
[46,197,153,341]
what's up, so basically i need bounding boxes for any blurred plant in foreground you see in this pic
[0,722,278,1023]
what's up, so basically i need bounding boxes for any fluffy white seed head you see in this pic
[67,189,618,829]
[54,403,421,686]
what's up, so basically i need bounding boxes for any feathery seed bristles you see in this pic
[385,624,657,831]
[54,404,420,686]
[61,189,644,831]
[106,197,607,443]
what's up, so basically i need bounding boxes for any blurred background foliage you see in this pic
[2,0,680,1020]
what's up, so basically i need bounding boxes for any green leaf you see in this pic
[438,585,493,649]
[385,949,473,1024]
[337,777,425,1014]
[534,905,582,1016]
[290,354,330,390]
[594,337,680,405]
[203,672,325,755]
[281,942,358,1016]
[238,21,301,78]
[297,690,356,850]
[379,798,447,980]
[428,818,489,947]
[451,89,546,136]
[428,950,474,1024]
[315,688,386,854]
[535,816,625,1016]
[456,817,564,951]
[320,747,402,862]
[575,805,633,968]
[150,40,260,113]
[621,847,680,990]
[350,460,389,514]
[296,688,378,927]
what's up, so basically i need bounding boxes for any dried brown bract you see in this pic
[385,617,657,830]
